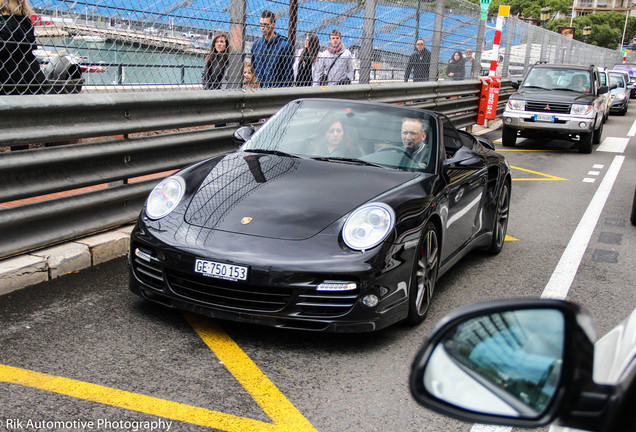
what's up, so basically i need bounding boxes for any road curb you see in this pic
[0,225,134,295]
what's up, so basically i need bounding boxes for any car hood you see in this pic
[513,88,596,104]
[183,152,419,240]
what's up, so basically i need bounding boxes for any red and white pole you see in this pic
[489,5,510,76]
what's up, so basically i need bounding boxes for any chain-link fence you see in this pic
[0,0,624,94]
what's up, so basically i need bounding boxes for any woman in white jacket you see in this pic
[314,29,354,86]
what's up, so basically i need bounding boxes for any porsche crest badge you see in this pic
[241,217,253,225]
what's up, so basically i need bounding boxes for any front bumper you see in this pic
[128,221,415,333]
[610,96,629,112]
[502,110,596,135]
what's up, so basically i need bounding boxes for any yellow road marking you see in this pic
[0,316,317,432]
[510,165,568,181]
[187,314,318,432]
[0,364,276,431]
[505,235,518,241]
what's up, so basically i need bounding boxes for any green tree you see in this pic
[547,12,636,49]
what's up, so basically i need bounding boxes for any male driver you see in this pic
[250,10,294,87]
[404,39,431,82]
[463,48,474,79]
[401,117,430,165]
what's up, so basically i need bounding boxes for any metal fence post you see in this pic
[524,24,534,75]
[227,0,246,89]
[359,0,377,84]
[430,0,445,80]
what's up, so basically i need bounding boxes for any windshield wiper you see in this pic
[554,88,587,93]
[245,149,300,158]
[312,156,388,168]
[522,85,550,90]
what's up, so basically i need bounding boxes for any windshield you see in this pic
[521,67,591,93]
[613,65,636,79]
[609,73,626,89]
[242,99,438,173]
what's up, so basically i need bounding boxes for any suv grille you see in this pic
[526,101,571,114]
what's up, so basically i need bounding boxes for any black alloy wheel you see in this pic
[407,221,439,324]
[487,182,510,254]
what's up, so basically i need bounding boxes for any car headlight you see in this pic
[615,93,626,100]
[507,99,525,111]
[342,202,395,251]
[571,104,593,115]
[145,176,186,219]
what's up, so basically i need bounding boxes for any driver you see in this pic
[401,117,430,160]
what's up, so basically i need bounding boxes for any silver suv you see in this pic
[501,63,609,154]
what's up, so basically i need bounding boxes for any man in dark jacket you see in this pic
[251,10,293,88]
[404,39,431,82]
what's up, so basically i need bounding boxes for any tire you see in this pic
[579,132,593,154]
[406,221,439,325]
[487,181,511,255]
[622,104,628,116]
[502,126,517,147]
[593,119,603,145]
[631,185,636,226]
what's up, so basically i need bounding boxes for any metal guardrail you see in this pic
[0,80,513,260]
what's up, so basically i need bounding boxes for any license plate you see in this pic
[534,114,554,122]
[194,259,248,281]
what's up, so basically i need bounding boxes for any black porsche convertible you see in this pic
[128,98,511,332]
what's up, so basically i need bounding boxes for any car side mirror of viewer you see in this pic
[409,299,626,431]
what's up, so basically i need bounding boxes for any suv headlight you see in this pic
[342,202,395,251]
[146,176,186,219]
[571,104,593,116]
[507,99,525,111]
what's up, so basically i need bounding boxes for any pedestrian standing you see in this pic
[314,29,354,86]
[293,33,320,86]
[404,39,431,82]
[243,60,259,89]
[202,33,229,90]
[463,48,475,79]
[250,10,294,88]
[0,0,46,95]
[446,50,465,80]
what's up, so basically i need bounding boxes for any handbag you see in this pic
[320,52,343,86]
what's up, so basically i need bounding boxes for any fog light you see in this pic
[579,122,587,128]
[362,295,379,308]
[504,117,512,124]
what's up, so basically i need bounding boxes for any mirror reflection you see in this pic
[424,308,564,417]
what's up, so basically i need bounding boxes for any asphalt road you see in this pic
[1,110,635,432]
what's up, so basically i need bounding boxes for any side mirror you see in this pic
[511,81,520,90]
[598,85,609,95]
[233,125,256,144]
[410,299,615,430]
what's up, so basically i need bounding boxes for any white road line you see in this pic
[627,120,636,137]
[470,155,625,432]
[583,178,596,183]
[597,137,629,153]
[542,155,624,299]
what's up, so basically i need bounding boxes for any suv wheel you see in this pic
[593,120,603,144]
[502,126,517,147]
[579,132,593,154]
